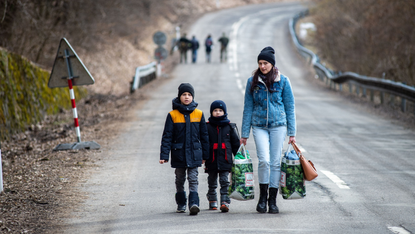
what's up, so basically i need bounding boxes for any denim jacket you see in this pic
[241,71,296,138]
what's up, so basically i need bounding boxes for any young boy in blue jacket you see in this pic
[159,83,209,215]
[205,100,240,212]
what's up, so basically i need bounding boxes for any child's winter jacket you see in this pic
[160,98,209,168]
[205,122,240,172]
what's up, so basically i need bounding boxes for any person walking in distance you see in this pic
[218,32,229,62]
[205,100,240,212]
[205,34,213,63]
[190,35,200,63]
[160,83,209,215]
[240,46,297,214]
[178,33,192,63]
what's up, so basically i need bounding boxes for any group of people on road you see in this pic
[176,32,229,64]
[160,46,296,215]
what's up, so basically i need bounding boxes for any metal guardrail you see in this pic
[289,10,415,110]
[130,61,157,93]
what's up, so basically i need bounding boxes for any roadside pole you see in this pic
[153,31,168,77]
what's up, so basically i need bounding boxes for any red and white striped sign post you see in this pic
[68,78,81,142]
[48,38,100,151]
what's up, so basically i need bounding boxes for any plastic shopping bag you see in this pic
[280,144,306,200]
[228,144,255,201]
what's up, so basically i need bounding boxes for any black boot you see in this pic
[256,184,268,213]
[188,192,200,215]
[175,192,186,213]
[268,188,279,214]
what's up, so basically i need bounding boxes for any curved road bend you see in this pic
[62,2,415,234]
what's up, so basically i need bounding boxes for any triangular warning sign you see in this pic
[48,38,95,88]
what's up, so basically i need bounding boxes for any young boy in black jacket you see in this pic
[160,83,209,215]
[205,100,240,212]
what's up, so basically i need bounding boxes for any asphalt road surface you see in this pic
[62,2,415,234]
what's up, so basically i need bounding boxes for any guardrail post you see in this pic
[349,82,352,94]
[362,88,366,97]
[339,84,342,92]
[356,85,360,96]
[401,97,406,113]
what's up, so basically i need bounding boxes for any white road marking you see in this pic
[230,15,250,71]
[321,170,350,189]
[388,226,411,234]
[236,79,244,95]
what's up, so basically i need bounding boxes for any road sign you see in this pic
[48,38,95,88]
[153,31,167,45]
[154,46,168,61]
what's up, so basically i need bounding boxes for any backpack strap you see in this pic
[229,123,240,140]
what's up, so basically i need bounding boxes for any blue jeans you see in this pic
[252,126,286,188]
[192,50,197,63]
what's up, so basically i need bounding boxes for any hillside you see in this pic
[0,0,291,95]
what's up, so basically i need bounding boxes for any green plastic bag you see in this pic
[228,144,255,201]
[280,145,306,199]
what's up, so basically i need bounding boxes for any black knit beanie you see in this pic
[210,100,227,115]
[257,46,275,66]
[178,83,194,98]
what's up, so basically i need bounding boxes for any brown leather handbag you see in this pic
[292,142,318,181]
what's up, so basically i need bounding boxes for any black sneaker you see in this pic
[189,205,200,215]
[176,204,186,213]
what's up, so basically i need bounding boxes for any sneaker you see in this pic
[176,204,186,213]
[189,205,200,215]
[220,202,229,212]
[209,201,218,210]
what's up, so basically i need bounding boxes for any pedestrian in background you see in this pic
[178,33,192,63]
[240,46,297,214]
[205,100,240,212]
[218,32,229,62]
[191,35,200,63]
[205,34,213,63]
[160,83,209,215]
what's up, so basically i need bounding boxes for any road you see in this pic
[62,2,415,234]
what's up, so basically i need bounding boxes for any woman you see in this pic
[240,46,296,214]
[205,34,213,63]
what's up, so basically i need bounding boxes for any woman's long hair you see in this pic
[250,66,278,93]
